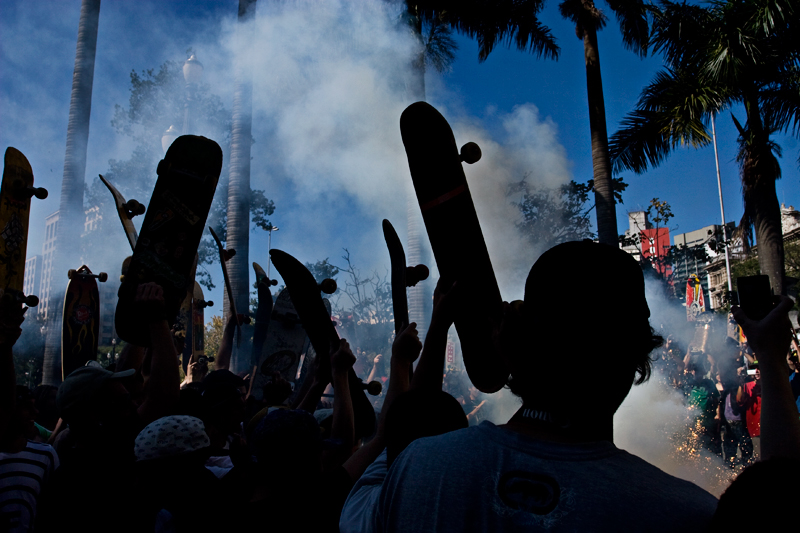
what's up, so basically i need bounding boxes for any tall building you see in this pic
[38,212,60,319]
[24,255,42,301]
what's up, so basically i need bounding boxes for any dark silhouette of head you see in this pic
[505,241,662,420]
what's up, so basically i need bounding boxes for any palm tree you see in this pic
[416,0,648,246]
[42,0,101,385]
[225,0,257,374]
[609,0,798,295]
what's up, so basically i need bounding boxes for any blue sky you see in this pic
[2,0,798,315]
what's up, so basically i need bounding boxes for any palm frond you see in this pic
[610,68,725,173]
[424,18,458,72]
[559,0,606,39]
[412,1,559,62]
[650,0,712,68]
[604,0,650,57]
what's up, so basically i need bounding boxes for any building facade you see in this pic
[23,255,42,301]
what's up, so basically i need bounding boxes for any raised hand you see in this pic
[392,321,422,365]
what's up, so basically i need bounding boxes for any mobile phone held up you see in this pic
[736,275,774,321]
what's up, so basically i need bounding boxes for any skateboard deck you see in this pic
[208,227,245,327]
[251,262,277,368]
[250,288,308,402]
[382,219,429,334]
[62,266,107,379]
[98,174,145,252]
[115,135,222,347]
[270,249,376,438]
[0,147,47,308]
[400,101,508,393]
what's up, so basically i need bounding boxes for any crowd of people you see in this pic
[2,240,799,532]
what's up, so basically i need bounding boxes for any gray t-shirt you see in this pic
[377,421,717,532]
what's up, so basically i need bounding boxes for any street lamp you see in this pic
[182,54,203,134]
[267,226,279,278]
[161,125,180,153]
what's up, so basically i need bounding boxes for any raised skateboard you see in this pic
[250,287,308,402]
[250,262,277,372]
[382,219,429,334]
[98,174,145,252]
[62,266,107,379]
[270,249,378,438]
[0,147,47,309]
[115,135,222,347]
[400,101,508,393]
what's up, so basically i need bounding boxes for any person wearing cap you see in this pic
[130,415,225,532]
[376,241,719,532]
[38,282,182,533]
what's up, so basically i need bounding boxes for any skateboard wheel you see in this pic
[206,300,214,307]
[98,272,108,282]
[225,249,236,260]
[242,316,252,325]
[67,269,76,280]
[119,275,125,282]
[319,279,337,294]
[365,380,382,396]
[460,142,482,164]
[23,294,39,307]
[269,279,278,286]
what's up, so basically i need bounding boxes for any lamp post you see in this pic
[267,226,279,278]
[161,125,180,153]
[182,54,203,134]
[711,114,733,294]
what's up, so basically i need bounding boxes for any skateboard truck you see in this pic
[8,180,48,200]
[362,380,382,396]
[123,199,145,219]
[460,142,481,164]
[319,279,337,294]
[405,264,429,287]
[68,269,108,282]
[1,289,39,307]
[195,299,214,309]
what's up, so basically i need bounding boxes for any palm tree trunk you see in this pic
[752,178,785,295]
[42,0,101,385]
[583,25,618,246]
[225,0,257,374]
[404,7,432,343]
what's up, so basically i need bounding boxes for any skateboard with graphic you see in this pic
[270,249,378,438]
[382,219,429,334]
[250,288,308,402]
[0,147,47,309]
[62,266,107,379]
[98,174,145,252]
[115,135,222,347]
[400,101,507,393]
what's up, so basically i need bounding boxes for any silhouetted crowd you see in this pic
[2,241,798,532]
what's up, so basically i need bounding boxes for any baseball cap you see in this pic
[134,415,210,461]
[56,364,135,416]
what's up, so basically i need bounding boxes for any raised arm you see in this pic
[0,303,25,443]
[328,338,356,466]
[214,313,241,371]
[135,283,181,423]
[411,278,459,391]
[732,296,799,461]
[343,322,421,482]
